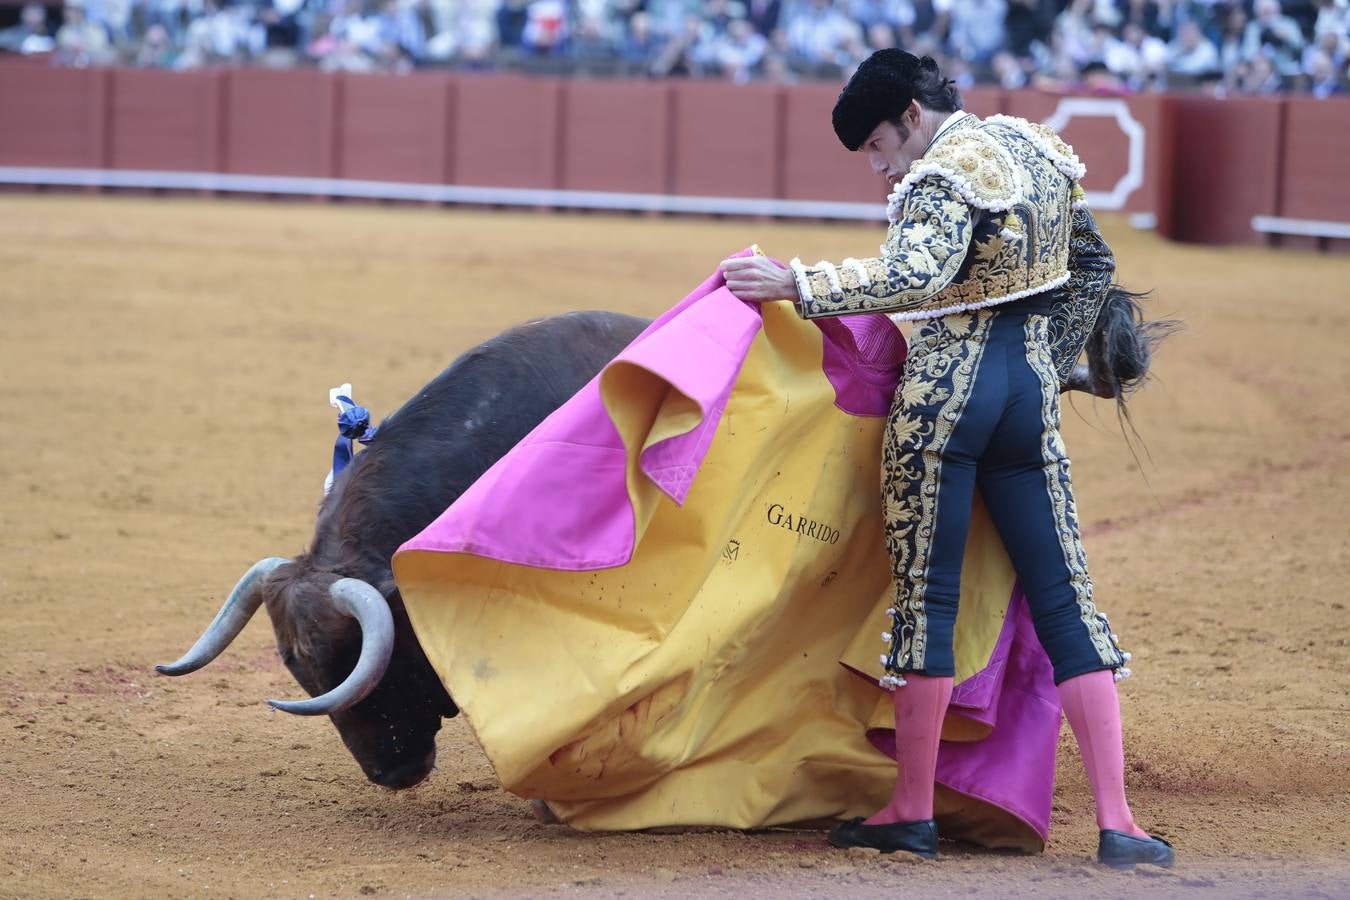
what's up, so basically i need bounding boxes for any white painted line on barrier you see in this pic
[1251,215,1350,240]
[1043,98,1146,211]
[0,167,889,221]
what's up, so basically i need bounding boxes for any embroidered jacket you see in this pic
[790,114,1116,378]
[1046,198,1115,381]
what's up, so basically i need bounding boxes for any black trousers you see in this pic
[879,304,1127,685]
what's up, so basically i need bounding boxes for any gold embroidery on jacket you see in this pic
[1046,203,1115,382]
[885,122,1021,216]
[799,176,973,318]
[882,311,994,672]
[796,116,1080,323]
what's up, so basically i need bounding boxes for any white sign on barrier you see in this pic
[1042,98,1146,212]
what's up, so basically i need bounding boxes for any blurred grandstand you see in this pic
[0,0,1346,96]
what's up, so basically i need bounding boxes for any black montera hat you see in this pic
[831,49,928,151]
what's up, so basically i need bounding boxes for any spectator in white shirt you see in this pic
[371,0,429,62]
[1105,21,1167,85]
[714,16,768,82]
[0,3,54,54]
[1054,0,1100,67]
[1168,18,1220,75]
[1242,0,1306,76]
[1303,26,1346,71]
[844,0,917,32]
[1304,48,1343,94]
[425,0,496,64]
[948,0,1006,64]
[651,12,716,76]
[785,0,861,69]
[82,0,130,42]
[55,0,114,65]
[1313,0,1349,45]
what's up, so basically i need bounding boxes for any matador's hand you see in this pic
[719,256,798,303]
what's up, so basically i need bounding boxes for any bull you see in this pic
[157,311,650,790]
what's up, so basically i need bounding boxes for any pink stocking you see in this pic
[866,674,954,825]
[1058,669,1148,838]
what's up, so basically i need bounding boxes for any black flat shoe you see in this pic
[827,817,938,859]
[1098,829,1175,869]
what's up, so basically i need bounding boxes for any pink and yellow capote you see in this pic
[392,250,1062,850]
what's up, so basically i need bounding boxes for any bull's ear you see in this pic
[378,577,407,620]
[258,557,302,610]
[258,565,299,626]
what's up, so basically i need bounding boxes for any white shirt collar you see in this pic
[930,110,970,146]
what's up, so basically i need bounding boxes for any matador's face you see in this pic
[861,101,930,188]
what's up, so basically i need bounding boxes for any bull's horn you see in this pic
[266,578,394,716]
[155,557,290,676]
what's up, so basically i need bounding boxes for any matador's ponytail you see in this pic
[912,55,964,113]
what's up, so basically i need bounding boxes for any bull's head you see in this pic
[157,558,454,789]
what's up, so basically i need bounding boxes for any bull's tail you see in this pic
[1086,285,1181,409]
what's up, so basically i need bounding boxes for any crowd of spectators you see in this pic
[1,0,1347,96]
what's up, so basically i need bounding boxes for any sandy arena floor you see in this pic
[1,195,1348,899]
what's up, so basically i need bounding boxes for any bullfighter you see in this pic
[719,49,1174,869]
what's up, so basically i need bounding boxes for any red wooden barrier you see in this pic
[0,66,108,168]
[960,85,1006,118]
[780,82,886,204]
[559,80,671,194]
[1004,90,1174,231]
[109,69,222,172]
[1168,94,1281,245]
[1279,97,1350,223]
[337,72,452,184]
[224,68,338,177]
[452,74,562,189]
[1,66,1344,245]
[670,80,781,198]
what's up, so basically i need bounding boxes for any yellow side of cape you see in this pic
[395,301,1028,844]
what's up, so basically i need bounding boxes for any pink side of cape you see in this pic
[396,253,903,570]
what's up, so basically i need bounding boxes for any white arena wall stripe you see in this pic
[1251,216,1350,240]
[0,167,889,221]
